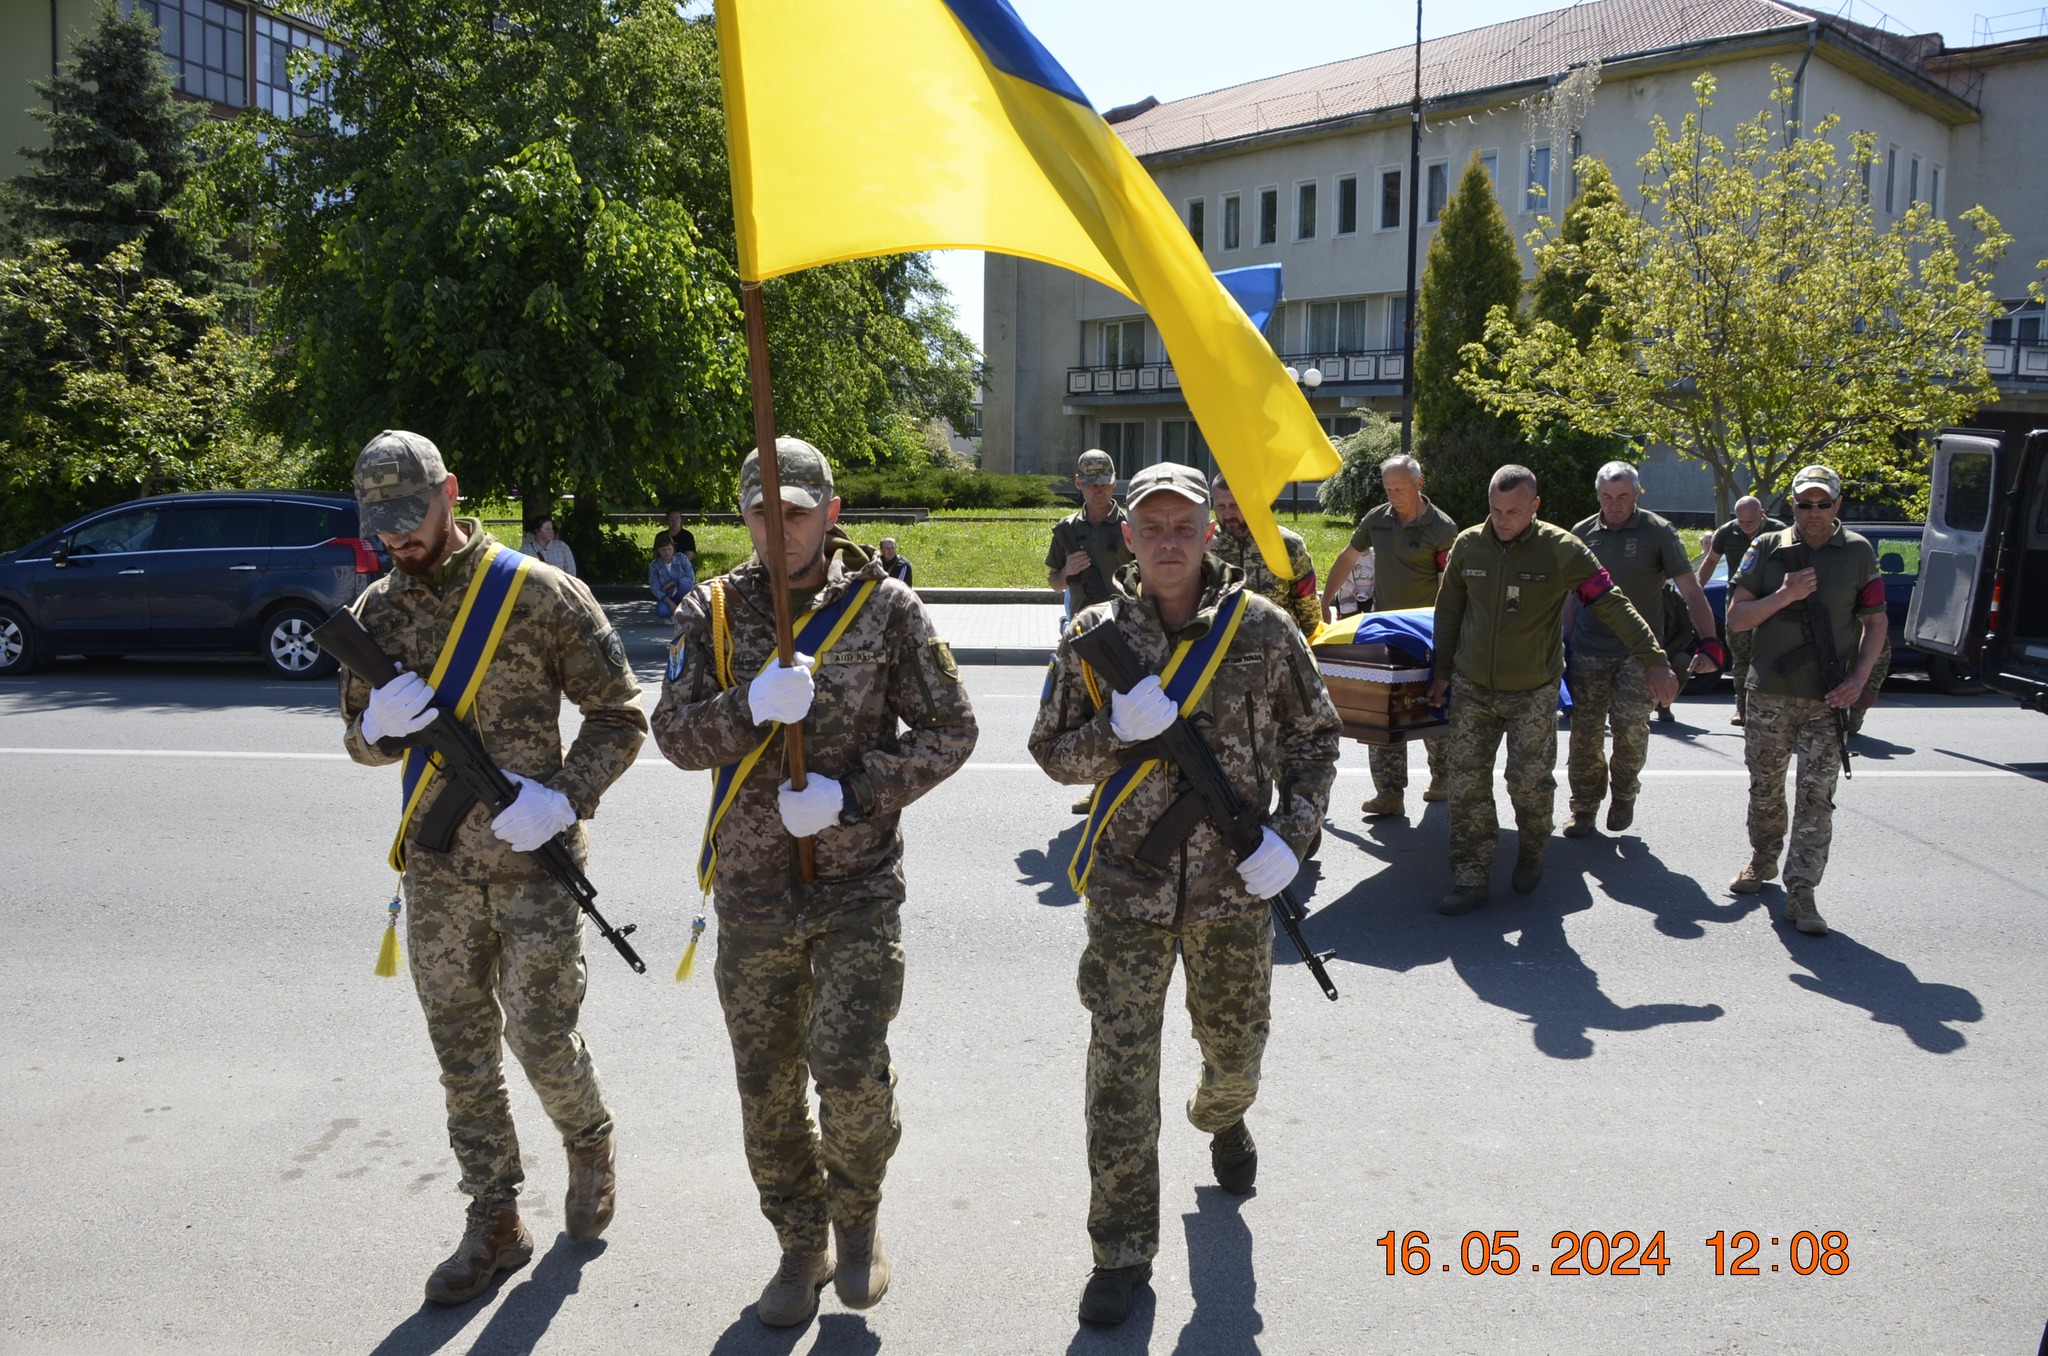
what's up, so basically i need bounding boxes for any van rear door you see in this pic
[1907,432,2001,658]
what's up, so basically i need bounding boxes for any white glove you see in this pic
[1236,827,1300,899]
[748,655,816,726]
[1109,675,1177,743]
[362,670,439,744]
[490,773,578,853]
[777,774,843,838]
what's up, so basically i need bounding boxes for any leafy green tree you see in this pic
[1415,151,1524,443]
[9,2,235,302]
[0,240,287,548]
[1464,70,2010,514]
[1317,412,1404,522]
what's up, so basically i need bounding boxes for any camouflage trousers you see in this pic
[714,899,905,1255]
[1729,627,1756,717]
[404,877,613,1206]
[1743,690,1842,890]
[1368,731,1448,794]
[1447,676,1558,888]
[1567,653,1653,815]
[1078,905,1272,1269]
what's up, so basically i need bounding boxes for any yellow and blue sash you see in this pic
[1067,588,1249,894]
[697,577,879,892]
[390,541,536,872]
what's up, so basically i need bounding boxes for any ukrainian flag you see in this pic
[717,0,1339,576]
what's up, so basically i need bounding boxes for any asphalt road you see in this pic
[4,618,2048,1355]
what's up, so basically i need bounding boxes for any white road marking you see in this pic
[0,746,351,761]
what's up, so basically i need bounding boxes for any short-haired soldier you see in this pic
[1030,462,1340,1326]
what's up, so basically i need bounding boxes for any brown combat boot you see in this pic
[1211,1119,1257,1195]
[833,1219,890,1309]
[565,1133,615,1241]
[1562,811,1598,838]
[1361,790,1405,818]
[1605,798,1635,832]
[758,1247,834,1327]
[1784,886,1829,936]
[424,1200,534,1305]
[1437,883,1490,916]
[1511,849,1545,894]
[1729,856,1778,894]
[1421,776,1449,803]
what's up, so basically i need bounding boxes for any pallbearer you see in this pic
[652,439,978,1327]
[1030,463,1339,1326]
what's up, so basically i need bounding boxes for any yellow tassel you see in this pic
[675,914,706,982]
[374,894,403,977]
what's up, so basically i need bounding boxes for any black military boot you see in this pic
[1211,1119,1258,1195]
[1079,1262,1152,1325]
[425,1200,533,1305]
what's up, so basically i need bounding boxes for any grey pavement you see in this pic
[4,614,2048,1353]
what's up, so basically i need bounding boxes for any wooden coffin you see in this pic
[1312,640,1448,746]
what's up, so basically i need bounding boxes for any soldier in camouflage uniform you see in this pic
[1206,475,1322,635]
[1320,455,1460,817]
[1697,496,1787,726]
[1563,462,1723,836]
[338,431,646,1305]
[1047,448,1134,613]
[652,439,978,1327]
[1030,463,1340,1326]
[1430,466,1677,916]
[1725,465,1887,935]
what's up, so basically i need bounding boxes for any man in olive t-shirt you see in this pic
[1724,465,1885,936]
[1696,496,1786,725]
[1320,455,1459,818]
[1046,449,1133,614]
[1562,462,1723,837]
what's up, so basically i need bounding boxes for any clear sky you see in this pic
[926,0,2016,350]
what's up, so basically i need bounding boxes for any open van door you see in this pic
[1906,432,2000,658]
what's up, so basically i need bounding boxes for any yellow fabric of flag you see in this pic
[716,0,1339,576]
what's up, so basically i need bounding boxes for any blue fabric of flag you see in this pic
[938,0,1090,105]
[1216,263,1283,334]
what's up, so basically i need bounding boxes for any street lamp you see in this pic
[1287,366,1325,517]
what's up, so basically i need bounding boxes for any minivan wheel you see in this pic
[0,607,40,676]
[1927,654,1986,696]
[262,606,337,679]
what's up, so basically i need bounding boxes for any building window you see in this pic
[1222,193,1241,250]
[1336,175,1358,235]
[1931,164,1943,217]
[1306,299,1369,352]
[1524,143,1551,213]
[136,0,247,108]
[1908,155,1921,206]
[1257,188,1278,246]
[1885,145,1898,213]
[1096,421,1145,476]
[1479,150,1498,187]
[1386,294,1409,349]
[1185,198,1204,251]
[1296,182,1317,240]
[1378,169,1402,230]
[1101,319,1145,368]
[255,13,339,118]
[1158,419,1211,476]
[1425,160,1449,223]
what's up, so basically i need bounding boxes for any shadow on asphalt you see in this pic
[1574,834,1761,940]
[364,1234,605,1356]
[707,1309,879,1355]
[1301,818,1724,1060]
[1018,820,1087,908]
[1171,1186,1261,1355]
[1772,916,1984,1053]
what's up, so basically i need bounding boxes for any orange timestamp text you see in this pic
[1376,1230,1850,1277]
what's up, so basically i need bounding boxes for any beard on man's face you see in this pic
[388,509,452,577]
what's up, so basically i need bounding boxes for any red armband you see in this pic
[1576,569,1616,604]
[1693,637,1728,671]
[1857,577,1885,609]
[1293,572,1318,598]
[1434,549,1451,572]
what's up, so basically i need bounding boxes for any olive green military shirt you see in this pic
[1570,508,1694,658]
[1708,515,1786,578]
[1209,523,1322,634]
[1046,505,1132,611]
[1350,498,1459,612]
[1434,517,1666,694]
[1731,523,1884,700]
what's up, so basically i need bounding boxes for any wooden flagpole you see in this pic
[740,280,817,882]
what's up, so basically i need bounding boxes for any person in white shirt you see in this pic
[528,515,578,577]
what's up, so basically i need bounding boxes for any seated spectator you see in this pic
[878,536,914,586]
[662,509,698,565]
[649,531,696,620]
[528,515,578,577]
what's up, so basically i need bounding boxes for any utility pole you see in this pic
[1399,0,1423,455]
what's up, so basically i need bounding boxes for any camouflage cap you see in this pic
[1789,465,1842,498]
[353,430,449,537]
[741,437,835,513]
[1125,461,1210,510]
[1075,449,1117,484]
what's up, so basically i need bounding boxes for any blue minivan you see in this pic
[0,491,387,679]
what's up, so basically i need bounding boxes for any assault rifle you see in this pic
[1069,618,1340,1001]
[1773,544,1854,781]
[312,608,648,972]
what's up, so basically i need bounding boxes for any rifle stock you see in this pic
[1069,618,1339,1002]
[313,608,648,973]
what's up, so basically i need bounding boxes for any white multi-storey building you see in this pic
[980,0,2048,512]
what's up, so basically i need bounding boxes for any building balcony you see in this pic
[1062,348,1408,405]
[1986,340,2048,384]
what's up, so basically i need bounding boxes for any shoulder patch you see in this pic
[597,627,627,672]
[1737,544,1761,576]
[666,634,687,684]
[929,639,959,678]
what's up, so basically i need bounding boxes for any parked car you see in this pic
[0,491,386,679]
[1696,522,1982,694]
[1907,427,2048,712]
